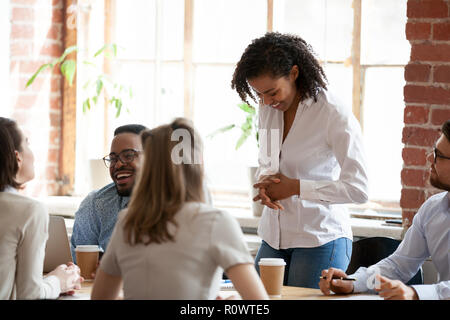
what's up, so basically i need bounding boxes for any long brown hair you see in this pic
[123,118,205,245]
[0,117,23,191]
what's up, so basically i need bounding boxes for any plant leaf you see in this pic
[96,78,103,96]
[238,102,256,115]
[82,60,96,67]
[60,59,76,86]
[26,63,51,87]
[207,124,235,138]
[94,43,118,59]
[93,45,108,58]
[26,46,78,89]
[114,99,123,118]
[112,43,118,57]
[235,131,250,150]
[82,79,91,90]
[241,116,253,131]
[55,45,78,65]
[82,98,91,113]
[82,99,87,113]
[241,123,251,131]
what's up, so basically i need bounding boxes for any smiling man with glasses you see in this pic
[70,124,147,267]
[103,148,143,197]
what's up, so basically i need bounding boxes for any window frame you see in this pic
[67,0,405,215]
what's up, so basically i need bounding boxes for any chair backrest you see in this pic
[346,237,423,285]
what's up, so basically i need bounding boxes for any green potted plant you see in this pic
[208,102,259,150]
[26,44,133,191]
[208,102,263,217]
[26,43,132,118]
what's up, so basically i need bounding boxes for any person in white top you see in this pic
[320,120,450,300]
[91,118,269,300]
[0,117,83,299]
[231,32,369,288]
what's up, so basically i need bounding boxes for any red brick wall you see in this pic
[402,0,450,225]
[9,0,65,196]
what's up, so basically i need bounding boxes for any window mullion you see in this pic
[61,0,78,195]
[154,0,163,124]
[352,0,362,127]
[103,0,115,154]
[184,0,194,120]
[267,0,273,31]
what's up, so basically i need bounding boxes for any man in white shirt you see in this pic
[319,120,450,300]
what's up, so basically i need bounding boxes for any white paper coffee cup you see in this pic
[75,245,102,280]
[258,258,286,298]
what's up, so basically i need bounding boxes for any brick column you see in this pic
[402,0,450,225]
[9,0,65,196]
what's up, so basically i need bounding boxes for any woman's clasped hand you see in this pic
[253,173,300,210]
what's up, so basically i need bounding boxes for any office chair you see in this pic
[346,236,423,285]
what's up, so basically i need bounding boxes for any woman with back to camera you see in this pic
[91,118,268,299]
[0,117,83,299]
[231,32,369,289]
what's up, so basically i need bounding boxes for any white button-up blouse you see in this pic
[256,89,369,249]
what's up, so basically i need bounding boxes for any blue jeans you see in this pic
[254,238,352,289]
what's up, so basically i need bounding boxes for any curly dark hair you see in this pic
[231,32,328,105]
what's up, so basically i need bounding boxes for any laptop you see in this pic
[43,215,73,273]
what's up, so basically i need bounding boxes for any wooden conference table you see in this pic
[61,281,381,300]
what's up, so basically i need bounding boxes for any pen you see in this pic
[319,276,356,281]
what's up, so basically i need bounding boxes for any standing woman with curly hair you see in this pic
[231,32,369,289]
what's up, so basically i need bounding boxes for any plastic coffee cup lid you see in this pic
[75,245,102,252]
[258,258,286,266]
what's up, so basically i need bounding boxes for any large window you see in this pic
[74,0,410,213]
[0,1,10,115]
[360,0,410,203]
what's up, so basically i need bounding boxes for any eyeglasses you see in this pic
[433,147,450,164]
[102,149,141,168]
